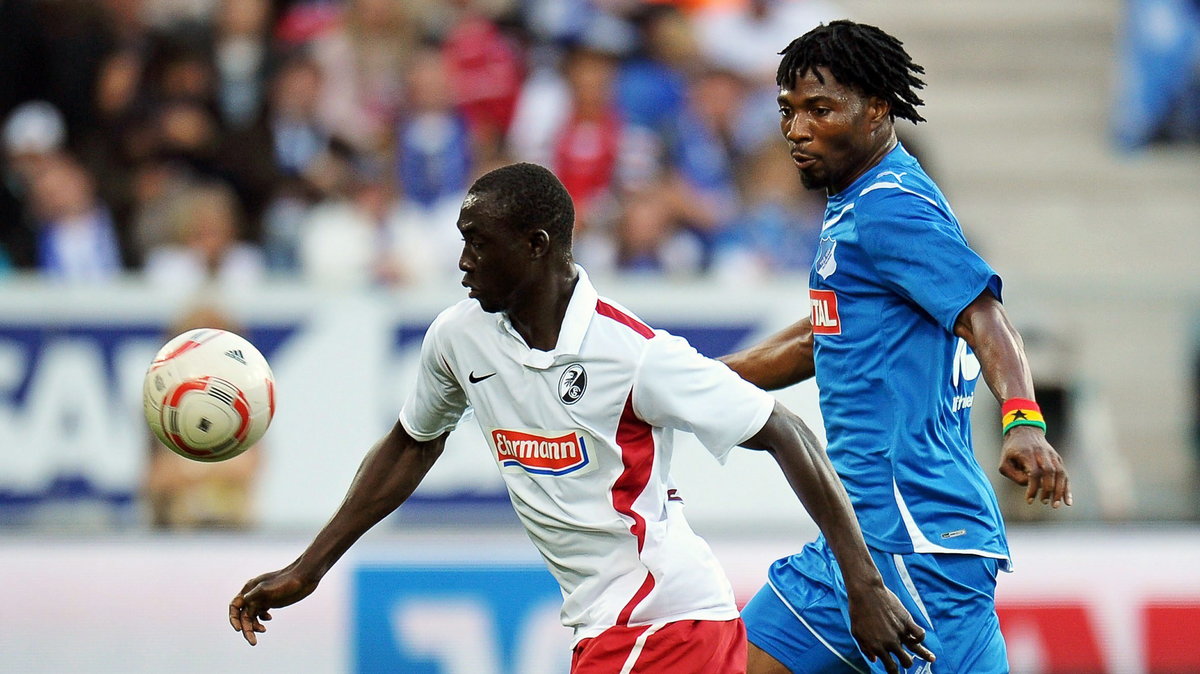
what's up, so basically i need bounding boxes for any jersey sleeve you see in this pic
[856,187,1003,333]
[398,313,469,441]
[631,334,776,463]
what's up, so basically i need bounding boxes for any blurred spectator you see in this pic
[72,0,159,229]
[299,132,462,289]
[144,181,265,293]
[252,53,331,181]
[3,100,65,191]
[213,0,280,131]
[308,0,423,151]
[440,0,526,161]
[295,144,399,288]
[145,304,262,530]
[126,153,202,265]
[695,0,838,150]
[395,47,474,212]
[156,97,226,174]
[386,195,466,286]
[77,47,148,237]
[27,153,124,282]
[94,49,144,124]
[298,191,380,288]
[1114,0,1200,148]
[509,42,632,274]
[523,0,631,47]
[615,5,694,136]
[385,46,475,285]
[30,0,113,136]
[274,0,344,46]
[508,46,572,169]
[2,100,67,269]
[509,13,636,171]
[150,38,219,108]
[695,0,841,84]
[222,53,334,265]
[615,188,677,272]
[140,0,218,29]
[101,0,155,48]
[714,142,824,281]
[554,45,625,224]
[614,67,755,276]
[658,67,749,269]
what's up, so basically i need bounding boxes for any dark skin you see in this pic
[955,290,1072,507]
[722,66,1070,674]
[227,421,446,646]
[230,185,935,671]
[456,192,578,350]
[778,67,896,196]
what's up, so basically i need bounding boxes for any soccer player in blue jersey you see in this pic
[722,21,1072,674]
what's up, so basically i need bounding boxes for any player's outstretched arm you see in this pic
[720,317,815,391]
[743,403,935,673]
[954,290,1072,508]
[228,422,447,645]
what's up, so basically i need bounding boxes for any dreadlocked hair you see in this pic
[776,20,927,124]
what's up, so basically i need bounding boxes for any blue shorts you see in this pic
[742,537,1008,673]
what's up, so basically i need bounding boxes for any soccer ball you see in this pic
[143,328,275,462]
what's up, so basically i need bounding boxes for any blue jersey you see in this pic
[809,143,1010,565]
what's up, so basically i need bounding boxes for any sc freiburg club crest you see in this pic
[559,364,587,404]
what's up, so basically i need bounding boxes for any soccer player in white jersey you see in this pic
[229,162,934,672]
[722,21,1072,674]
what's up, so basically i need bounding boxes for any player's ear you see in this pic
[528,229,551,259]
[866,95,891,126]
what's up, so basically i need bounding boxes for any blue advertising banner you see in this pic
[353,564,571,674]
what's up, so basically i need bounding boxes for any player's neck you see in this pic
[506,264,579,351]
[828,132,898,196]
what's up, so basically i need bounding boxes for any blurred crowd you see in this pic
[0,0,847,291]
[1114,0,1200,149]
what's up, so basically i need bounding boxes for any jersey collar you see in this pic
[502,264,597,370]
[829,142,910,206]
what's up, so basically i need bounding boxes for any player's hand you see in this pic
[228,567,319,646]
[847,585,935,674]
[998,425,1072,508]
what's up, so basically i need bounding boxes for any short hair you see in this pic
[776,20,927,124]
[467,162,575,249]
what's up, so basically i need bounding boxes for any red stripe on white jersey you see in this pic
[596,300,654,339]
[613,394,656,625]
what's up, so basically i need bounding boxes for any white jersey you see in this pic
[399,267,775,642]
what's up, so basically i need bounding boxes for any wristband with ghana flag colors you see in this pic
[1001,397,1046,435]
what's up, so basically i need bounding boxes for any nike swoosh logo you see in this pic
[468,371,497,384]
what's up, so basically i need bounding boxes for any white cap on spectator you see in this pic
[3,100,66,154]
